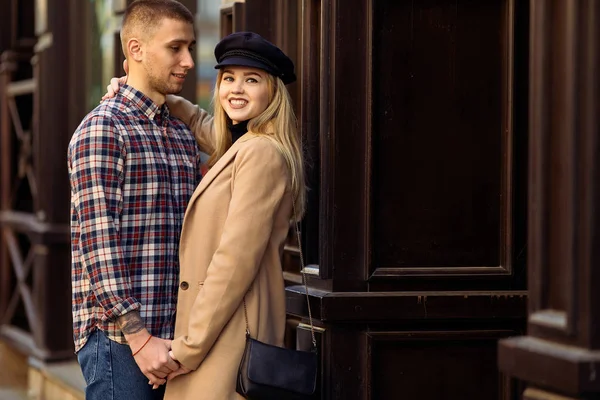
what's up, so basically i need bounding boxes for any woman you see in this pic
[107,31,304,399]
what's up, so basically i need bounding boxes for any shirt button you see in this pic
[180,281,189,290]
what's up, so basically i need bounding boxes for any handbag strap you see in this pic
[242,200,317,349]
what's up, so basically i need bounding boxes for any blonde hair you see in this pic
[209,69,306,219]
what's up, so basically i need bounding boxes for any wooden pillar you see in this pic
[0,0,15,326]
[498,0,600,397]
[0,52,15,319]
[29,0,74,359]
[0,0,11,51]
[0,0,37,355]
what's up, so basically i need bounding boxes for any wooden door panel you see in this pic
[302,0,529,289]
[372,0,504,270]
[369,330,517,400]
[369,0,525,280]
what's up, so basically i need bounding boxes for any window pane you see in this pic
[88,0,117,111]
[196,0,220,110]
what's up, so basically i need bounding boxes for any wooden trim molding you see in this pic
[499,336,600,395]
[300,0,327,278]
[286,286,527,322]
[318,0,334,280]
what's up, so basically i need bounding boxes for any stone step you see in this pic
[0,340,28,399]
[0,388,29,400]
[29,358,85,400]
[1,338,84,400]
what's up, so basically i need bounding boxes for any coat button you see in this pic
[180,281,189,290]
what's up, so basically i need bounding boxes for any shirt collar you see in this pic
[120,84,170,121]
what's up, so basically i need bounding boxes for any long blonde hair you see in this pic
[208,69,306,219]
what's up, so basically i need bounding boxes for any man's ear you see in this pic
[127,38,143,62]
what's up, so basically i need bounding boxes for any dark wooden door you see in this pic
[235,0,530,398]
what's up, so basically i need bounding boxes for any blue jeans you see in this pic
[76,329,166,400]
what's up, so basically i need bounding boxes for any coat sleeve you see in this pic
[171,138,289,370]
[167,94,216,154]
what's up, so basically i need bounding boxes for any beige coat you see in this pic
[165,106,293,400]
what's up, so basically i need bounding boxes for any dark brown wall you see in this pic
[241,0,531,399]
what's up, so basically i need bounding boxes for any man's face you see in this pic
[142,18,195,96]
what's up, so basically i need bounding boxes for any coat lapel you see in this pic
[186,134,254,211]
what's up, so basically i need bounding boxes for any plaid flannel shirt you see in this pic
[69,85,201,352]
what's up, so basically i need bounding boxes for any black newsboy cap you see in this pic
[214,32,296,85]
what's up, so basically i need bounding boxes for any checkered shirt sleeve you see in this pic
[69,114,142,321]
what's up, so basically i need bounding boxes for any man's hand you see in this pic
[166,350,192,381]
[118,311,179,387]
[133,337,179,387]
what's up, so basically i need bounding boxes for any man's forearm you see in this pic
[117,310,178,382]
[118,311,145,335]
[118,311,151,352]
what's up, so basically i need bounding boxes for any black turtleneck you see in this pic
[229,120,249,143]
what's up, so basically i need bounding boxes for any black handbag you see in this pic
[236,202,318,399]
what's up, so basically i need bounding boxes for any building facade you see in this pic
[0,0,598,399]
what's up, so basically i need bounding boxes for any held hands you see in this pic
[166,350,192,381]
[130,335,179,387]
[130,335,192,389]
[147,349,193,389]
[120,311,190,389]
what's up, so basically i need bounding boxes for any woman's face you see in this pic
[218,66,271,125]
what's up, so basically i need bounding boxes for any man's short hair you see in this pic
[121,0,194,54]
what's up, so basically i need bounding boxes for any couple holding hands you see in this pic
[68,1,304,399]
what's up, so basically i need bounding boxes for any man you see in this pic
[68,1,199,398]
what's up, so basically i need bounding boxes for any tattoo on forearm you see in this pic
[118,311,145,335]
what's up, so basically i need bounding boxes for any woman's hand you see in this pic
[166,350,192,380]
[101,59,129,101]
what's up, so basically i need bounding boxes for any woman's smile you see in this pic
[229,98,248,108]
